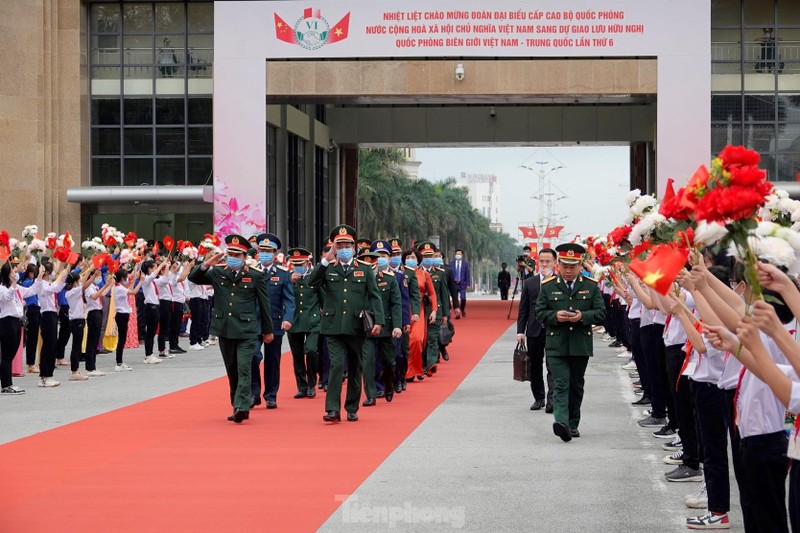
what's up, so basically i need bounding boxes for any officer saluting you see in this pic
[535,242,605,442]
[188,235,274,424]
[308,224,385,423]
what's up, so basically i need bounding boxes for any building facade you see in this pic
[459,172,501,225]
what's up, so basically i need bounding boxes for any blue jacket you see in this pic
[392,267,411,328]
[19,275,38,306]
[449,258,470,293]
[260,264,295,336]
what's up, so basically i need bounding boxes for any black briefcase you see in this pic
[513,342,530,382]
[360,309,375,333]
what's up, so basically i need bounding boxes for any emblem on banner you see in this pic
[274,9,351,50]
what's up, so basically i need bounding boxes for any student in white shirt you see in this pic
[0,261,41,394]
[139,259,167,363]
[36,261,68,387]
[167,260,193,354]
[63,268,94,381]
[112,268,142,371]
[83,269,114,377]
[155,261,177,358]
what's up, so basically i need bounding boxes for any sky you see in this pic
[414,146,632,245]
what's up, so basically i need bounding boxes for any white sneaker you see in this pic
[115,363,133,372]
[158,352,176,359]
[86,370,106,377]
[601,335,613,342]
[143,356,162,364]
[38,377,61,387]
[69,371,89,381]
[616,346,628,352]
[1,385,26,394]
[622,361,637,370]
[189,343,205,351]
[663,450,684,465]
[685,482,708,509]
[208,337,217,345]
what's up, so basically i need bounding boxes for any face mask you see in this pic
[422,258,434,268]
[405,258,417,268]
[94,278,103,287]
[455,254,462,261]
[376,257,389,269]
[389,256,402,268]
[258,252,274,265]
[226,256,244,269]
[293,265,307,275]
[336,248,353,262]
[433,258,443,267]
[49,272,56,281]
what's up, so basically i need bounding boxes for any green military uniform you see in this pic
[534,243,604,442]
[418,242,450,373]
[362,242,403,403]
[188,235,273,420]
[286,247,323,397]
[308,225,385,420]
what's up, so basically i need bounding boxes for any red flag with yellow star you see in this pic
[274,13,297,44]
[629,244,687,295]
[327,13,350,44]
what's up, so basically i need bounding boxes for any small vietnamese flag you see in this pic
[66,251,80,266]
[274,13,297,44]
[658,178,676,215]
[327,12,350,44]
[629,244,688,295]
[153,242,160,255]
[124,231,137,249]
[92,253,110,270]
[163,236,175,252]
[197,245,208,256]
[64,231,74,249]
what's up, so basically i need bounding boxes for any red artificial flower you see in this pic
[597,251,614,266]
[104,234,117,247]
[719,145,760,168]
[124,231,137,248]
[695,185,768,222]
[197,245,208,256]
[728,165,767,187]
[659,190,693,221]
[631,241,653,259]
[46,236,57,249]
[53,246,69,262]
[177,240,186,253]
[607,225,633,247]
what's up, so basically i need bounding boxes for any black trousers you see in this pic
[169,301,183,349]
[629,319,648,396]
[253,334,284,401]
[57,305,71,359]
[722,388,754,532]
[39,311,58,378]
[740,431,789,533]
[616,307,630,349]
[692,380,730,514]
[0,316,22,388]
[115,313,129,364]
[664,344,684,432]
[287,331,319,393]
[641,324,668,419]
[675,372,701,469]
[188,298,205,345]
[395,331,409,388]
[69,318,86,372]
[25,304,41,365]
[143,303,160,356]
[602,294,616,337]
[499,286,509,300]
[85,309,102,372]
[527,332,553,404]
[157,300,172,352]
[135,291,146,340]
[790,459,800,533]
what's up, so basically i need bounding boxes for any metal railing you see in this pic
[712,41,800,73]
[91,47,212,78]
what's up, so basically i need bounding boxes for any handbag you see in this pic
[359,309,375,333]
[513,341,531,382]
[438,319,454,345]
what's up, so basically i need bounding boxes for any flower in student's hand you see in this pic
[719,145,761,167]
[694,221,728,246]
[695,184,772,223]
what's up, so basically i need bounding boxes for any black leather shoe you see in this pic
[266,400,277,409]
[318,383,324,390]
[442,351,449,361]
[530,400,545,411]
[553,422,572,442]
[609,340,622,348]
[307,389,316,398]
[250,396,262,408]
[347,412,358,422]
[294,391,306,399]
[230,409,249,424]
[461,310,466,318]
[394,384,402,394]
[401,382,407,391]
[362,398,376,407]
[570,428,580,438]
[631,396,651,405]
[385,389,394,403]
[323,410,341,422]
[376,390,385,398]
[545,403,554,414]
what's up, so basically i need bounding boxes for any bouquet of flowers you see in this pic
[27,238,47,262]
[45,233,57,250]
[21,225,39,244]
[81,237,107,260]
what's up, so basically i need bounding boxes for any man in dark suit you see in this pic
[497,263,511,300]
[449,248,470,317]
[188,235,274,424]
[516,248,556,412]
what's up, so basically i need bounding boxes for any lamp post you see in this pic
[523,162,567,249]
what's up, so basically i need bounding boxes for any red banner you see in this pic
[543,225,564,239]
[518,226,538,239]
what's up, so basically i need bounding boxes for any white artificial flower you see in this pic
[119,249,133,265]
[27,239,46,252]
[183,246,198,260]
[625,189,642,207]
[631,195,658,217]
[694,221,728,246]
[753,236,796,268]
[629,213,665,246]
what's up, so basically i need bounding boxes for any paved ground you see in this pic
[1,300,744,531]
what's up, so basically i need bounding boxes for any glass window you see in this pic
[744,123,776,151]
[92,128,121,155]
[712,94,742,120]
[91,35,121,65]
[156,98,185,124]
[92,158,121,186]
[778,1,800,24]
[187,35,212,77]
[124,128,153,155]
[188,127,212,154]
[777,124,800,151]
[779,96,800,122]
[187,98,212,124]
[124,158,153,185]
[744,0,775,28]
[188,3,214,33]
[91,66,122,81]
[188,157,212,185]
[712,29,741,61]
[124,98,153,125]
[123,34,153,64]
[157,158,185,185]
[92,4,121,33]
[712,124,743,152]
[123,3,153,33]
[92,99,121,125]
[155,3,185,33]
[744,94,776,120]
[157,128,185,155]
[777,153,800,181]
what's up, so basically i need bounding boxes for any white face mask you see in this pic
[455,254,462,261]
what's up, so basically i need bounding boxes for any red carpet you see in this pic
[0,301,511,532]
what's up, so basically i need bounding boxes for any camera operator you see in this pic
[517,245,536,281]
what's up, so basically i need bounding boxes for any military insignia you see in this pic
[552,291,563,295]
[339,227,347,235]
[242,277,252,282]
[271,276,280,281]
[391,240,399,247]
[424,243,431,250]
[542,276,556,284]
[354,270,365,277]
[231,237,240,245]
[293,250,300,257]
[403,278,408,287]
[566,250,575,257]
[578,290,590,294]
[378,281,388,287]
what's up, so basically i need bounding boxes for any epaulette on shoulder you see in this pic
[383,269,395,277]
[404,265,416,271]
[276,264,289,272]
[357,260,371,267]
[542,276,557,284]
[583,276,598,283]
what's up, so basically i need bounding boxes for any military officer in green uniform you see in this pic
[535,242,605,442]
[361,241,403,405]
[308,225,385,423]
[286,247,322,398]
[188,235,274,424]
[417,241,449,376]
[388,238,419,392]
